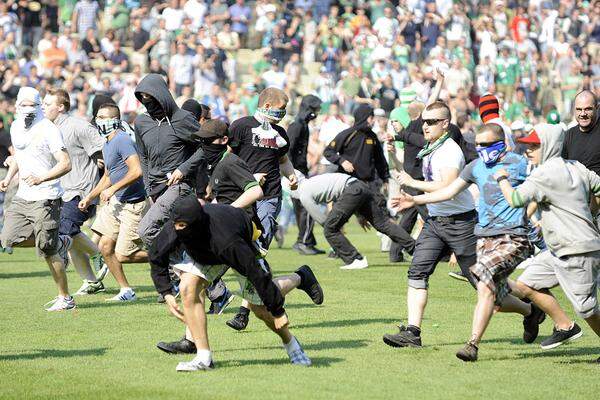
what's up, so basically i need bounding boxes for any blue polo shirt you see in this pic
[103,131,146,203]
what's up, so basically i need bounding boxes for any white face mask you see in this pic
[96,117,121,138]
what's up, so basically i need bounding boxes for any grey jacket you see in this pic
[290,173,356,225]
[133,74,202,191]
[514,123,600,257]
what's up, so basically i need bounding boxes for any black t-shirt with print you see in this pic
[562,120,600,175]
[228,116,289,199]
[209,152,259,218]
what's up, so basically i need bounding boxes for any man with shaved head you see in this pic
[562,90,600,227]
[382,101,478,348]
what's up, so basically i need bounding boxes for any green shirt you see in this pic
[241,94,259,115]
[506,101,526,122]
[563,75,583,101]
[495,56,519,85]
[341,77,361,97]
[111,4,130,30]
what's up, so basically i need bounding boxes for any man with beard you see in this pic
[287,94,325,255]
[133,74,203,302]
[0,87,73,311]
[150,195,321,371]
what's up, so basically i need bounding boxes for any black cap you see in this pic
[196,119,228,139]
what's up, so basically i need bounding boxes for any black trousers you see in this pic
[389,186,429,261]
[323,181,415,264]
[292,198,317,247]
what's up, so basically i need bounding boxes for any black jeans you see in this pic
[292,198,316,247]
[389,186,429,261]
[323,181,416,264]
[407,211,478,289]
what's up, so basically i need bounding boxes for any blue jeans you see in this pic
[257,197,282,249]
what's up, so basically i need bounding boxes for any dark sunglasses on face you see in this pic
[476,140,503,147]
[423,118,445,126]
[199,136,219,145]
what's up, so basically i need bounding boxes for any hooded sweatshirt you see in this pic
[287,95,322,174]
[149,196,285,317]
[512,123,600,257]
[133,74,202,193]
[323,104,390,182]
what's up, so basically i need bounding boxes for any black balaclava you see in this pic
[182,99,203,121]
[170,195,208,241]
[141,94,166,120]
[298,95,322,123]
[203,141,227,169]
[352,104,374,132]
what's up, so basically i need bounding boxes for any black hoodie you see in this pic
[149,197,286,317]
[287,95,322,174]
[134,74,203,192]
[323,104,390,182]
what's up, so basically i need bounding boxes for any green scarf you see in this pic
[417,132,450,159]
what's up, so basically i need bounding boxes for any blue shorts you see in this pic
[59,196,96,237]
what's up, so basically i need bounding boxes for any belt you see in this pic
[431,210,477,223]
[122,197,147,205]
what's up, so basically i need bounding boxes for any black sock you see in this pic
[407,325,421,337]
[238,306,250,316]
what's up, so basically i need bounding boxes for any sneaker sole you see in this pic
[448,272,469,282]
[383,335,422,348]
[540,330,583,350]
[340,265,368,270]
[217,294,236,316]
[46,305,77,312]
[226,321,248,331]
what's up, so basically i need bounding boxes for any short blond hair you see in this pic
[258,87,289,108]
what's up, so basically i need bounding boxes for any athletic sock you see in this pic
[238,306,250,316]
[407,325,421,337]
[283,336,301,354]
[195,349,212,365]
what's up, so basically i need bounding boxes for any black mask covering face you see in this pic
[24,113,36,129]
[141,96,166,120]
[170,195,208,242]
[202,141,227,169]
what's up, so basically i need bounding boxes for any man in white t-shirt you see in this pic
[169,43,194,96]
[162,0,185,32]
[261,61,287,90]
[0,87,74,311]
[383,102,478,348]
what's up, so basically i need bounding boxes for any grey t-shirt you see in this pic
[57,114,104,202]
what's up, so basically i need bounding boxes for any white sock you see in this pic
[195,349,212,365]
[120,287,132,293]
[284,336,300,354]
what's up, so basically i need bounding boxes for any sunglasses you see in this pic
[199,136,219,145]
[423,118,445,126]
[476,140,503,147]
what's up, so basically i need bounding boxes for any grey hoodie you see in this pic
[134,74,202,192]
[513,123,600,257]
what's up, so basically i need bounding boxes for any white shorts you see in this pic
[172,252,264,305]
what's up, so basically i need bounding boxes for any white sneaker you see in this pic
[340,257,368,270]
[45,296,76,312]
[176,357,214,372]
[75,280,106,295]
[286,338,312,366]
[106,288,136,302]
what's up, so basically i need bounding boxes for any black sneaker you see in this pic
[157,337,197,354]
[383,325,422,348]
[226,312,249,331]
[540,323,583,350]
[523,303,546,343]
[296,265,324,305]
[456,341,478,362]
[448,270,469,282]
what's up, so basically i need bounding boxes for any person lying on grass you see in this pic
[149,195,323,371]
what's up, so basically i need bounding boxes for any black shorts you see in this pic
[407,211,478,289]
[59,196,96,237]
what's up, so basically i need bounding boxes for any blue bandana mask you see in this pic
[476,140,506,167]
[96,117,121,138]
[257,107,286,123]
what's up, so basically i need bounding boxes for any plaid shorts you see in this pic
[471,234,532,304]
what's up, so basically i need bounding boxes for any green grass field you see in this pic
[1,225,598,400]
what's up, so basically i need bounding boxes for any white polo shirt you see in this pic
[11,117,65,201]
[422,137,474,217]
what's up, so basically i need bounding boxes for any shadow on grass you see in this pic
[217,339,370,354]
[295,317,396,329]
[440,337,525,347]
[79,296,157,308]
[217,356,344,368]
[0,347,109,361]
[480,346,599,362]
[0,270,51,279]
